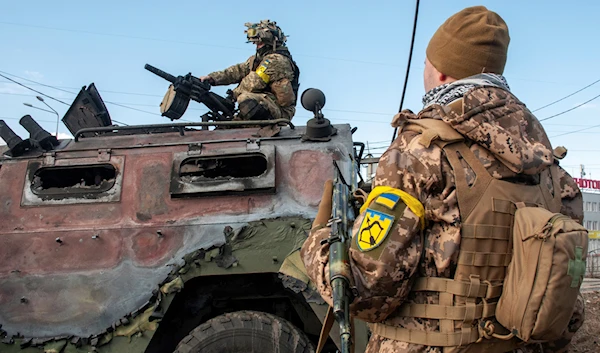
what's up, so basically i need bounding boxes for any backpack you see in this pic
[496,204,588,342]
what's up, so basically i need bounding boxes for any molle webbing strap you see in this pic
[457,251,511,267]
[397,302,497,320]
[411,277,503,299]
[370,323,480,347]
[461,224,511,240]
[439,292,454,334]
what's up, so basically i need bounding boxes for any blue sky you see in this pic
[1,0,599,178]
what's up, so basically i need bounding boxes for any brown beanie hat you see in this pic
[426,6,510,79]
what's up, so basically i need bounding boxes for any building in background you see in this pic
[574,178,600,277]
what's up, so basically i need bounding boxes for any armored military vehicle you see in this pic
[0,69,370,352]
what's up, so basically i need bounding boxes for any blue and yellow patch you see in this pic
[255,59,271,83]
[375,193,400,210]
[356,209,395,252]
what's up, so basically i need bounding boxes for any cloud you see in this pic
[54,132,74,140]
[0,83,30,95]
[24,70,44,81]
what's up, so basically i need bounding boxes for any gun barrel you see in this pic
[144,64,177,83]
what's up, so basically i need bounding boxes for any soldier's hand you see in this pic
[312,179,333,229]
[199,76,215,85]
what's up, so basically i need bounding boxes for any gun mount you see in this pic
[145,64,235,123]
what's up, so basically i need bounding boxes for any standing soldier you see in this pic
[199,20,300,121]
[301,6,585,353]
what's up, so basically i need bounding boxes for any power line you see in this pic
[1,74,397,118]
[0,70,156,124]
[0,72,70,105]
[539,93,600,122]
[11,70,600,130]
[551,121,600,138]
[0,91,210,114]
[323,108,391,116]
[533,78,600,112]
[392,0,420,142]
[0,80,164,97]
[0,90,395,117]
[0,21,403,68]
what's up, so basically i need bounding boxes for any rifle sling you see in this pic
[317,306,335,353]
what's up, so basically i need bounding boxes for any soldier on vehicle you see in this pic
[301,6,585,353]
[199,20,300,121]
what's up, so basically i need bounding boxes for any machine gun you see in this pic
[144,64,235,122]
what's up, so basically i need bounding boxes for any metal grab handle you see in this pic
[74,119,295,142]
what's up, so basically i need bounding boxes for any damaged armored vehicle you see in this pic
[0,65,370,353]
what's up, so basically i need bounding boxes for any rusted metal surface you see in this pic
[0,124,354,343]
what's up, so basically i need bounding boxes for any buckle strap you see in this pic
[370,323,480,347]
[412,277,503,299]
[398,302,497,320]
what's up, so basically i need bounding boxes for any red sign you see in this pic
[574,178,600,190]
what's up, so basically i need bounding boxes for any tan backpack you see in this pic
[496,205,588,342]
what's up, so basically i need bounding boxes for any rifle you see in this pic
[144,64,235,122]
[321,158,359,353]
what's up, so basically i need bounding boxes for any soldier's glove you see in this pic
[312,179,333,230]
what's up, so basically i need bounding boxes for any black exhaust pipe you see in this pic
[0,120,32,157]
[19,115,59,151]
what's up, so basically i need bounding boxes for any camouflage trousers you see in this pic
[236,92,295,121]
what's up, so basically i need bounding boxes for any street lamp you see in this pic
[23,96,60,136]
[22,103,55,115]
[37,96,60,137]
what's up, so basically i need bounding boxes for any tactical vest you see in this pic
[253,48,300,105]
[370,116,563,352]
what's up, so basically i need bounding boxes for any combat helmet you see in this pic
[245,20,287,49]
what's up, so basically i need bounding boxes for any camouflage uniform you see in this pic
[208,47,297,120]
[300,86,584,353]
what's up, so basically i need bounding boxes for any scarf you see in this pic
[422,73,511,108]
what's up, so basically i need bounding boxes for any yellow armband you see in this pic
[255,59,271,83]
[360,186,425,229]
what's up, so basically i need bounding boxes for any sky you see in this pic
[1,0,599,179]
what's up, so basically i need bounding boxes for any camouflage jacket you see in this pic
[300,87,584,353]
[208,48,297,109]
